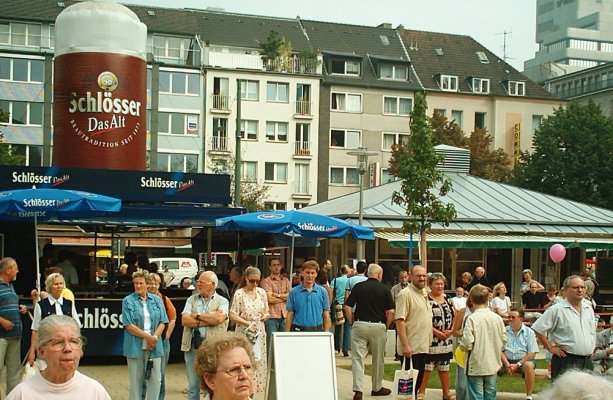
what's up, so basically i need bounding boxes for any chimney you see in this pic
[378,22,392,29]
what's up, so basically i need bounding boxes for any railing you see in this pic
[206,52,320,75]
[210,135,229,152]
[295,100,312,116]
[293,141,311,156]
[211,94,230,111]
[149,45,201,67]
[293,180,310,195]
[264,57,318,74]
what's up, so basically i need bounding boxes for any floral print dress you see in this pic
[230,287,269,392]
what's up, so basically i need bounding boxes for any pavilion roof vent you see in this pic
[435,144,470,174]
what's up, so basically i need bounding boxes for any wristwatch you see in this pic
[196,312,201,321]
[517,362,522,367]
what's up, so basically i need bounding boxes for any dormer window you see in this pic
[440,75,458,92]
[379,64,408,80]
[507,81,526,96]
[471,77,490,94]
[330,59,361,76]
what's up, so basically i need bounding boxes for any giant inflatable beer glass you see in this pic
[53,1,147,170]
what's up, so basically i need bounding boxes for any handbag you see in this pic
[20,362,38,383]
[331,279,345,326]
[393,357,417,400]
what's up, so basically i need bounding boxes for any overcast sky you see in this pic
[116,0,537,72]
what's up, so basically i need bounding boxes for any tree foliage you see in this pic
[208,156,271,212]
[430,112,511,181]
[511,100,613,209]
[388,93,456,267]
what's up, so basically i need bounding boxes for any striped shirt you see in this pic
[503,323,539,361]
[0,281,21,337]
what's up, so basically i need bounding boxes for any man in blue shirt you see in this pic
[0,257,28,394]
[500,309,539,400]
[285,260,331,332]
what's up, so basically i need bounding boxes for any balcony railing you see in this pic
[206,52,321,75]
[264,57,318,74]
[210,135,229,152]
[293,180,310,195]
[211,94,231,111]
[294,141,311,156]
[149,45,201,67]
[295,100,312,116]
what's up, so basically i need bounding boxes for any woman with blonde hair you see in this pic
[229,267,269,392]
[491,282,511,319]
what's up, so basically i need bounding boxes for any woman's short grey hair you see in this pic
[37,314,81,348]
[244,266,261,279]
[45,272,65,293]
[428,272,446,285]
[539,370,613,400]
[132,270,149,281]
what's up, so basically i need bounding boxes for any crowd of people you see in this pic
[1,254,612,400]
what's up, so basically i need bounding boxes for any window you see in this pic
[532,115,543,134]
[451,110,463,129]
[330,59,361,76]
[507,81,526,96]
[295,123,310,154]
[471,78,490,94]
[0,57,43,82]
[153,35,195,63]
[0,23,41,47]
[0,101,42,125]
[0,144,42,166]
[266,82,289,102]
[266,121,288,142]
[294,202,309,209]
[330,129,360,148]
[159,71,199,95]
[156,152,198,172]
[294,163,309,194]
[296,83,311,114]
[379,64,408,80]
[264,202,287,211]
[212,118,228,151]
[434,109,446,117]
[383,96,412,115]
[380,168,397,185]
[440,75,458,91]
[476,51,489,63]
[382,132,410,151]
[158,112,199,135]
[240,120,258,140]
[331,93,361,112]
[330,166,359,185]
[242,161,257,181]
[475,112,486,130]
[264,162,287,183]
[240,80,259,100]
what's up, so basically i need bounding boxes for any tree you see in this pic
[469,128,512,181]
[511,100,613,209]
[208,156,271,212]
[388,92,456,268]
[0,110,25,165]
[430,112,511,181]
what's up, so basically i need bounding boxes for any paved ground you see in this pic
[78,353,541,400]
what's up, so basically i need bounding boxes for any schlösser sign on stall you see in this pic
[53,1,147,170]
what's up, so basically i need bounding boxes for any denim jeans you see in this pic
[264,318,285,353]
[0,337,21,394]
[334,309,351,353]
[466,374,497,400]
[184,348,200,400]
[455,365,467,400]
[159,339,170,400]
[127,352,161,400]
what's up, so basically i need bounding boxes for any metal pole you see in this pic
[234,80,242,207]
[357,172,364,260]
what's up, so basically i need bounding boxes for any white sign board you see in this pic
[265,332,338,400]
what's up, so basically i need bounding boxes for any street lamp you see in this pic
[347,147,377,261]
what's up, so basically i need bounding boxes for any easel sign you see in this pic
[265,332,338,400]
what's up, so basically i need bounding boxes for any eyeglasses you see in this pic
[43,337,84,351]
[248,279,260,284]
[217,364,254,377]
[508,316,519,320]
[569,285,586,290]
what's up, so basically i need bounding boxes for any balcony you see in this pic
[209,135,230,156]
[292,181,311,198]
[294,100,313,118]
[148,45,201,67]
[206,51,321,75]
[211,94,231,113]
[293,141,312,159]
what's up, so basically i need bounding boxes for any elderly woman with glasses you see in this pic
[419,273,456,400]
[196,332,255,400]
[7,314,110,399]
[122,270,168,400]
[27,272,81,367]
[229,267,269,393]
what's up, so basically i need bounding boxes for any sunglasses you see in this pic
[248,279,260,284]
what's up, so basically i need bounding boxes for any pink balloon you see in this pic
[549,244,566,263]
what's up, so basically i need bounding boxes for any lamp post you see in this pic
[347,147,377,261]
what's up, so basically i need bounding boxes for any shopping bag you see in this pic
[454,346,466,369]
[20,363,38,382]
[393,357,416,400]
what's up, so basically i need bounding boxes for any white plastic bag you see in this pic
[393,358,417,400]
[20,363,38,383]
